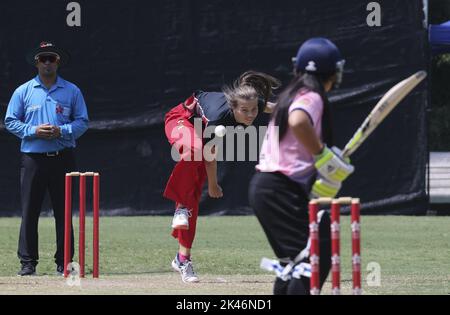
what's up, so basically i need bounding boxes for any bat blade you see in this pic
[342,70,427,158]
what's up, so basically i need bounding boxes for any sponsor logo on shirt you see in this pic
[56,103,71,116]
[56,104,64,114]
[28,104,42,112]
[295,98,312,107]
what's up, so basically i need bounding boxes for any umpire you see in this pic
[4,41,89,276]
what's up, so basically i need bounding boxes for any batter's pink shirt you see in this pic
[256,90,323,187]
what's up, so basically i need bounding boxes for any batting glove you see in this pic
[313,146,354,182]
[310,176,342,199]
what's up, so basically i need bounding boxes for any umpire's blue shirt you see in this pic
[4,75,89,153]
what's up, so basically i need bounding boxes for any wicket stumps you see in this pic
[309,197,361,295]
[64,172,100,278]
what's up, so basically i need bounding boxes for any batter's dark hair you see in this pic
[272,72,334,146]
[223,71,281,108]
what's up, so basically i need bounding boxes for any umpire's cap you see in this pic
[26,41,70,67]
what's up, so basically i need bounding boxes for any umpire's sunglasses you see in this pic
[36,54,59,63]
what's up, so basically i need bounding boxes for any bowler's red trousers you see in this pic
[163,99,207,249]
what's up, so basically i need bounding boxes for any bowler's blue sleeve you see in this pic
[4,90,37,139]
[60,88,89,140]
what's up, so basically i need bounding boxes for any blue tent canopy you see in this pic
[429,20,450,56]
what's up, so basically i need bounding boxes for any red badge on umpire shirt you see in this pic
[56,104,63,114]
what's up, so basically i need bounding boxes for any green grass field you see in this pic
[0,215,449,294]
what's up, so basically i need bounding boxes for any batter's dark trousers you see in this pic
[249,171,331,295]
[18,149,76,267]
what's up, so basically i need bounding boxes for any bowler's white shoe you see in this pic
[171,207,191,230]
[171,255,199,283]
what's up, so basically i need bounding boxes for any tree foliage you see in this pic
[430,0,450,150]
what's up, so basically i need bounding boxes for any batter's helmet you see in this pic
[292,37,345,86]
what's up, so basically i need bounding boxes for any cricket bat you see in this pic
[342,70,427,158]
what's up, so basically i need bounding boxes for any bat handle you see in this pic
[342,149,350,159]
